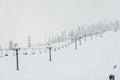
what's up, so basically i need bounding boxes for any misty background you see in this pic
[0,0,120,48]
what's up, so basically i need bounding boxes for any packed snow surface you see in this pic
[0,31,120,80]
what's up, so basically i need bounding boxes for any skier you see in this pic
[109,74,115,80]
[113,65,117,69]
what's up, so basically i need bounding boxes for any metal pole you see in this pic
[100,31,103,37]
[85,34,86,41]
[49,48,52,61]
[16,49,19,71]
[91,33,93,40]
[75,38,77,50]
[79,38,81,45]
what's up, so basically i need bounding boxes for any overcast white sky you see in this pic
[0,0,120,48]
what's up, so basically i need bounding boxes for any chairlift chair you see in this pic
[24,53,27,55]
[65,45,67,47]
[38,48,42,54]
[58,47,60,50]
[23,49,28,55]
[32,52,35,55]
[54,48,56,51]
[5,54,8,56]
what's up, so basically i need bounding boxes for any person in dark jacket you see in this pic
[109,74,115,80]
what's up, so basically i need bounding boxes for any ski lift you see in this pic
[31,49,35,55]
[23,49,28,55]
[65,45,67,47]
[39,51,42,54]
[54,48,57,51]
[58,47,60,50]
[38,48,42,54]
[32,52,35,55]
[67,43,70,45]
[5,54,8,56]
[24,53,27,55]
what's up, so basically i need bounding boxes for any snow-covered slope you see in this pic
[0,31,120,80]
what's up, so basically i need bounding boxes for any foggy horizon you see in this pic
[0,0,120,48]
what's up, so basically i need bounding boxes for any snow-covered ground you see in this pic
[0,30,120,80]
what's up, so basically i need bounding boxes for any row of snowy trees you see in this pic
[44,20,120,45]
